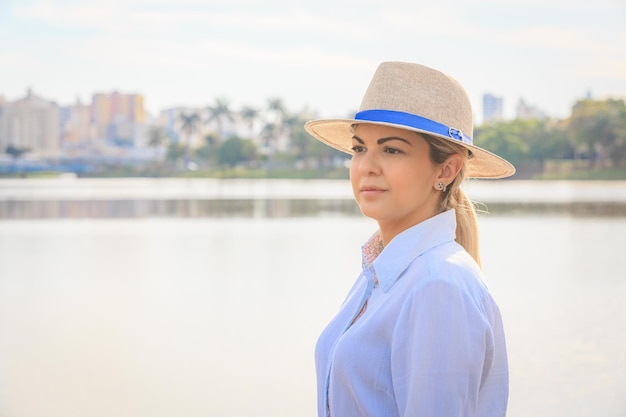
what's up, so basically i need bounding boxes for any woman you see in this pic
[305,62,515,417]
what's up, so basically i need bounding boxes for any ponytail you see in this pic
[424,135,482,268]
[443,176,481,268]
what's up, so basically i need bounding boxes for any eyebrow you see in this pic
[351,135,413,146]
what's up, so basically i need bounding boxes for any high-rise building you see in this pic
[91,91,146,144]
[0,89,61,156]
[0,89,149,157]
[62,98,94,145]
[482,93,504,124]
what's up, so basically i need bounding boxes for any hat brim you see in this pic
[305,119,516,179]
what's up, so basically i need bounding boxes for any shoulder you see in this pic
[402,241,489,302]
[427,242,484,284]
[392,243,498,330]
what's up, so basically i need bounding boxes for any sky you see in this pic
[1,0,625,124]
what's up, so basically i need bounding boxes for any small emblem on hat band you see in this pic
[354,109,473,145]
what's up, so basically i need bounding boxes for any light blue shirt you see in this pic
[315,210,508,417]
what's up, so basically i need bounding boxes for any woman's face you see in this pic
[349,123,442,242]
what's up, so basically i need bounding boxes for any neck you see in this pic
[378,212,435,246]
[375,196,440,246]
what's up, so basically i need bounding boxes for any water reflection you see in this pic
[1,199,625,219]
[0,199,362,219]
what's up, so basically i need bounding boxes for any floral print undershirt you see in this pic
[361,231,384,273]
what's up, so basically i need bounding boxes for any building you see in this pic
[0,89,152,159]
[482,93,504,124]
[516,98,548,120]
[0,89,61,157]
[92,91,147,145]
[61,98,94,145]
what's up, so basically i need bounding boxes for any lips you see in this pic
[360,185,386,192]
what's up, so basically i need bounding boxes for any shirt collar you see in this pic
[360,209,458,292]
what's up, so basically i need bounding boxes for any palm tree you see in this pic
[147,126,168,149]
[146,126,169,165]
[263,98,288,151]
[282,112,307,153]
[205,98,234,141]
[239,105,259,139]
[282,112,302,133]
[266,97,286,124]
[260,122,277,149]
[178,111,201,159]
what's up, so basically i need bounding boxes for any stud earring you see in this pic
[438,182,447,192]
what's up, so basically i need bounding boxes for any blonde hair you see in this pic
[424,135,482,268]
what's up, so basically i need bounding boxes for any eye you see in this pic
[351,145,366,153]
[383,147,403,155]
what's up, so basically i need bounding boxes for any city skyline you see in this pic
[0,86,546,121]
[1,0,625,124]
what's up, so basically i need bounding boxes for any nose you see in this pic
[353,149,381,176]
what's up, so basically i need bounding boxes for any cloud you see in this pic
[14,2,120,29]
[14,1,367,40]
[3,0,625,119]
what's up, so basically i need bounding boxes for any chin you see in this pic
[357,205,383,222]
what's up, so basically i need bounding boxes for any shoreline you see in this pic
[1,178,625,204]
[1,178,625,219]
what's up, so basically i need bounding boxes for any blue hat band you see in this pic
[354,109,473,145]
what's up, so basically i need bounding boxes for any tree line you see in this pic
[148,96,624,179]
[475,98,626,178]
[147,97,347,177]
[4,95,624,179]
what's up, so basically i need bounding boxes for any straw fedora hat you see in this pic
[304,61,515,179]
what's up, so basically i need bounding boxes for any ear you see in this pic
[435,154,463,189]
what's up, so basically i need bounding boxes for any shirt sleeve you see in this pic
[390,279,494,417]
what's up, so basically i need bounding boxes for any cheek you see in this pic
[392,165,433,195]
[349,158,359,190]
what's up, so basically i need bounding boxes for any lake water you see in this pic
[0,179,625,417]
